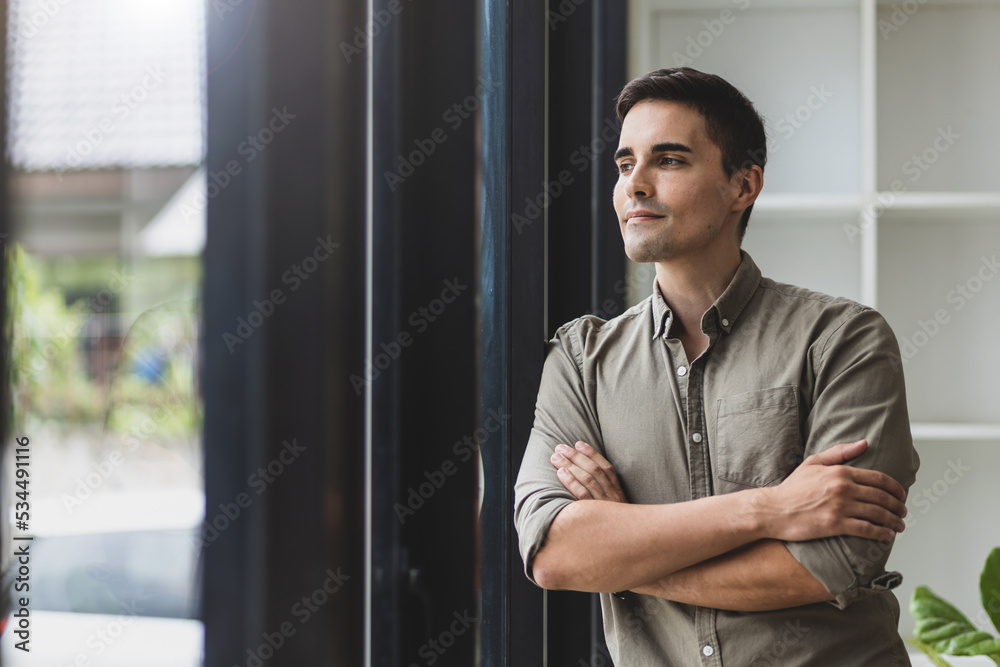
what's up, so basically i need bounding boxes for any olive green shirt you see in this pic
[514,252,919,666]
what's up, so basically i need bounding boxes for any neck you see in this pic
[654,247,742,336]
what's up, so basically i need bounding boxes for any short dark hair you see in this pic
[615,68,766,241]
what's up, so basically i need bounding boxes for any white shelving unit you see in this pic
[628,0,1000,646]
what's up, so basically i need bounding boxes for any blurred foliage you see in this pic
[6,244,201,441]
[7,244,104,425]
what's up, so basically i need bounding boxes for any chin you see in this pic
[624,245,668,264]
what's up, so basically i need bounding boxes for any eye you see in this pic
[660,156,682,166]
[617,162,633,175]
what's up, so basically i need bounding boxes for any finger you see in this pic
[556,467,593,500]
[560,462,626,503]
[556,445,618,498]
[843,499,906,533]
[846,467,907,503]
[572,441,610,468]
[807,440,867,466]
[838,517,898,543]
[573,441,624,487]
[561,457,615,499]
[851,485,908,521]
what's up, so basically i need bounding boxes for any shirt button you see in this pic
[692,433,702,443]
[721,318,730,327]
[676,365,687,377]
[702,645,715,657]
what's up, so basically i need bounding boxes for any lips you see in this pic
[626,210,665,223]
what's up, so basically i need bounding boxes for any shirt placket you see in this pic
[665,329,724,667]
[686,356,722,667]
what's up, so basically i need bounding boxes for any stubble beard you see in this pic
[623,223,674,264]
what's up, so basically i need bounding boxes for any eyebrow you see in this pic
[613,142,693,161]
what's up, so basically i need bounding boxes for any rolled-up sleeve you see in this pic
[783,307,920,609]
[514,321,606,586]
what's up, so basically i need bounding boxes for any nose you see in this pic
[623,160,652,200]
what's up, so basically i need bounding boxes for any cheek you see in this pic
[612,183,626,213]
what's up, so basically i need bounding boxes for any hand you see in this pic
[756,439,907,543]
[550,441,627,503]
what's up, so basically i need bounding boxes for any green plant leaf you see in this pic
[911,586,1000,661]
[907,638,955,667]
[982,548,1000,635]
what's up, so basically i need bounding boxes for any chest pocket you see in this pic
[714,385,802,489]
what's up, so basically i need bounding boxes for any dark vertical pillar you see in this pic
[202,0,366,665]
[546,5,603,667]
[369,1,479,666]
[480,0,548,665]
[592,0,628,319]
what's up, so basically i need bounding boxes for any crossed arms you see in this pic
[534,439,906,612]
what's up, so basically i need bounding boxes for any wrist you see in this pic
[734,487,771,540]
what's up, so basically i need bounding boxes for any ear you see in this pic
[732,164,763,213]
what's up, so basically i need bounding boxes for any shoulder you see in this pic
[549,298,652,369]
[756,276,898,360]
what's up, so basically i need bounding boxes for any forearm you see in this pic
[532,491,767,593]
[631,539,833,611]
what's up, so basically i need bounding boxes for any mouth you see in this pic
[625,210,665,224]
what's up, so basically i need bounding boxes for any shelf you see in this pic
[911,423,1000,441]
[877,191,1000,212]
[754,192,862,215]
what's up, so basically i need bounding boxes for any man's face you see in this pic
[613,99,743,264]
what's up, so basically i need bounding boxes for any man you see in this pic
[514,68,920,666]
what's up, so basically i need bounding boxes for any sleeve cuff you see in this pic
[784,537,903,609]
[515,496,574,586]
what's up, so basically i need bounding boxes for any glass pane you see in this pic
[1,1,205,665]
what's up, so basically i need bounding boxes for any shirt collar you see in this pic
[651,251,763,340]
